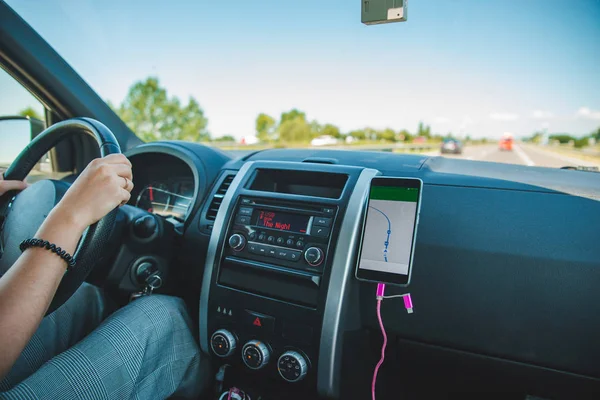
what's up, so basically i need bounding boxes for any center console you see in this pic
[200,161,379,398]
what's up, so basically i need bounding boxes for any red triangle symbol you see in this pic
[253,317,262,327]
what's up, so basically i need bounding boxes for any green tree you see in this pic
[309,120,322,138]
[18,107,43,120]
[398,129,412,142]
[278,116,311,143]
[280,109,306,125]
[255,113,276,142]
[321,123,341,138]
[378,128,396,142]
[214,135,236,142]
[349,129,366,140]
[417,121,431,138]
[114,77,209,142]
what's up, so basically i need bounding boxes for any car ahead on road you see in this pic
[499,134,514,151]
[440,138,463,154]
[310,135,339,146]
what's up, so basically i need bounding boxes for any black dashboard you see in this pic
[124,143,600,399]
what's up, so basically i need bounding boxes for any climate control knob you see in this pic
[277,351,308,383]
[242,340,270,370]
[228,234,246,251]
[304,247,324,266]
[210,329,237,357]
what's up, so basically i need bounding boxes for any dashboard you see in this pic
[128,152,195,220]
[123,143,600,399]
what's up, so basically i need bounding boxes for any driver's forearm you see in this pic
[0,208,85,379]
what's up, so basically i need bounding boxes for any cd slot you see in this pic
[218,257,320,308]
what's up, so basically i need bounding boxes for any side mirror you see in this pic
[0,116,47,172]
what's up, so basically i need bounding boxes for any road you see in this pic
[432,143,600,169]
[226,143,599,169]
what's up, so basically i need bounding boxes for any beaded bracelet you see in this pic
[19,238,76,269]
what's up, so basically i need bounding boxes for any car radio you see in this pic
[223,197,336,273]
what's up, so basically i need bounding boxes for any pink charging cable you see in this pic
[371,283,413,400]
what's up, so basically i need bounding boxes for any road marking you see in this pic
[513,145,535,166]
[524,145,599,167]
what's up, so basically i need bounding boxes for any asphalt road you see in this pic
[226,143,599,169]
[432,143,600,169]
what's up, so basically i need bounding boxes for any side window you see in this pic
[0,66,54,182]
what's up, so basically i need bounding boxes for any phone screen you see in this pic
[355,177,422,286]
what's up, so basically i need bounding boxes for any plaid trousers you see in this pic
[0,284,208,399]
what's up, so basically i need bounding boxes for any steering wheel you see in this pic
[0,118,121,315]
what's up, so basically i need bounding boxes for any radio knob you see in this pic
[278,351,308,383]
[210,329,237,357]
[242,340,270,370]
[304,247,324,266]
[228,234,246,251]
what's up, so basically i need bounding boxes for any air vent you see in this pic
[206,174,236,221]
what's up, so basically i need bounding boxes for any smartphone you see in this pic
[355,177,422,286]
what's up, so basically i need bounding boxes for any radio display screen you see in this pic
[255,210,310,233]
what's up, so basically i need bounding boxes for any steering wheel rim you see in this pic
[1,117,121,315]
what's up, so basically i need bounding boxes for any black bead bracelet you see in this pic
[19,238,76,269]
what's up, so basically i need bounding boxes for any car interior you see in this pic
[1,2,599,399]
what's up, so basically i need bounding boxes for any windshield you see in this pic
[4,0,600,170]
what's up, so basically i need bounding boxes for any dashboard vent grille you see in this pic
[206,174,235,221]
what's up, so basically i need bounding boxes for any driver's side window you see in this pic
[0,66,54,182]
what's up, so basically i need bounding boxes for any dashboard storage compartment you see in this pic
[218,257,320,307]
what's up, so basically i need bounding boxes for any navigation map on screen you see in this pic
[358,185,419,276]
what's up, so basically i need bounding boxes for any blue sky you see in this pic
[2,0,600,143]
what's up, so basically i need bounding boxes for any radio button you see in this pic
[228,234,246,251]
[286,239,294,246]
[311,226,330,238]
[240,198,252,205]
[238,207,253,216]
[313,217,332,227]
[267,247,277,257]
[275,249,301,262]
[296,240,304,249]
[322,207,335,215]
[305,247,324,266]
[287,251,301,262]
[258,233,266,241]
[248,242,260,254]
[267,236,275,243]
[256,245,269,256]
[276,237,285,245]
[249,232,257,240]
[236,215,251,225]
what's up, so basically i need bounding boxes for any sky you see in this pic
[2,0,600,143]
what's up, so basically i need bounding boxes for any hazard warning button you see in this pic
[243,310,275,333]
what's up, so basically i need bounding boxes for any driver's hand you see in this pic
[53,154,134,231]
[0,174,28,197]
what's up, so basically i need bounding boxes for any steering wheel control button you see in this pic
[242,310,275,332]
[312,217,332,227]
[228,234,246,251]
[238,207,253,216]
[278,351,308,383]
[311,225,330,238]
[242,340,270,370]
[304,247,324,266]
[211,329,237,358]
